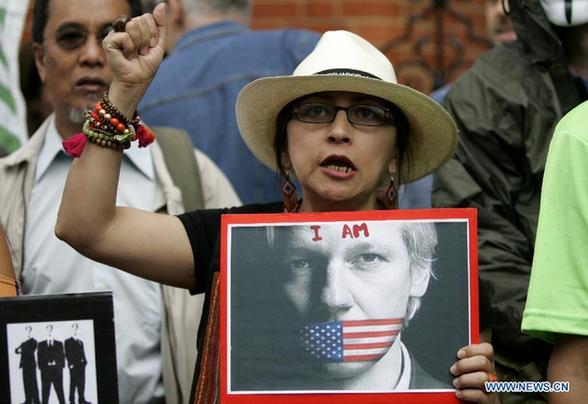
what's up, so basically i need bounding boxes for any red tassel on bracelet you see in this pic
[63,133,88,158]
[136,124,156,148]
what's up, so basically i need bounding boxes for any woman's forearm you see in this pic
[56,143,123,252]
[56,139,196,288]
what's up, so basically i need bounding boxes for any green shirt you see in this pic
[522,100,588,343]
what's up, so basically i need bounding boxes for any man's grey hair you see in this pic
[399,222,437,325]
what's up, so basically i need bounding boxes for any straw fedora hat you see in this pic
[236,30,457,184]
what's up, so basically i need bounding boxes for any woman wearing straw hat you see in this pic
[56,4,498,403]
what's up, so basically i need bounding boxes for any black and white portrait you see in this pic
[7,320,97,404]
[226,215,473,396]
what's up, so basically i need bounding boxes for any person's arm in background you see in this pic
[0,224,18,296]
[548,335,588,403]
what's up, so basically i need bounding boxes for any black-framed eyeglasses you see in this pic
[47,24,113,51]
[291,102,394,127]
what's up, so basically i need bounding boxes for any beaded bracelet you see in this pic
[100,92,140,128]
[87,111,135,144]
[82,119,131,151]
[63,92,156,158]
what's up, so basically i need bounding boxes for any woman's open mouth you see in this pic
[320,155,357,176]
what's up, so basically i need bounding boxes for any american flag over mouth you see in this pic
[300,318,404,362]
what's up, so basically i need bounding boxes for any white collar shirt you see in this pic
[23,116,165,403]
[396,341,412,389]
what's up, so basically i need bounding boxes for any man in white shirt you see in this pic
[0,0,240,402]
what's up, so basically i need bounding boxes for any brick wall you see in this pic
[251,0,492,93]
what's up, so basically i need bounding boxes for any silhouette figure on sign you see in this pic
[15,325,40,404]
[37,325,65,404]
[65,323,90,404]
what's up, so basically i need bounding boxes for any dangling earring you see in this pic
[281,172,298,213]
[386,174,399,210]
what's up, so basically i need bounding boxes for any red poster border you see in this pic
[220,208,478,403]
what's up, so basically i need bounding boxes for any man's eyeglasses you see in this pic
[47,24,113,51]
[291,102,394,127]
